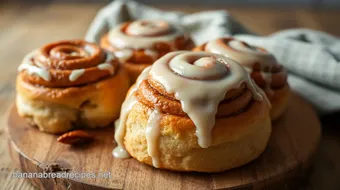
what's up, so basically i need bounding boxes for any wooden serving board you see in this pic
[7,93,321,190]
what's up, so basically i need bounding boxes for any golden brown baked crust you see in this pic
[16,40,130,134]
[124,100,271,172]
[270,84,291,121]
[100,20,195,83]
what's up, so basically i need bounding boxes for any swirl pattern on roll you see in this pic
[18,40,118,88]
[138,54,258,118]
[114,51,268,162]
[102,20,193,63]
[195,38,287,91]
[125,20,171,37]
[147,51,266,148]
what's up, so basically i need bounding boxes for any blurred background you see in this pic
[3,0,340,6]
[1,0,340,37]
[1,0,340,190]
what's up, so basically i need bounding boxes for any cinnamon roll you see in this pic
[194,38,291,120]
[100,20,194,83]
[113,51,271,172]
[16,40,130,134]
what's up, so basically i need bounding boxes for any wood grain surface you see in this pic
[7,93,320,190]
[0,1,340,190]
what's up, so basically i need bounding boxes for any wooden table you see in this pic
[0,1,339,189]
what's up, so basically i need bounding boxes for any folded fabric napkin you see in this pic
[85,0,340,114]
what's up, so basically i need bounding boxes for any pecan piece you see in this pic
[57,130,93,145]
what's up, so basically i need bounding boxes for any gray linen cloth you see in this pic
[85,0,340,114]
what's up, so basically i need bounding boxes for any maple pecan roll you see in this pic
[113,51,271,172]
[101,19,194,83]
[16,40,130,134]
[194,37,291,120]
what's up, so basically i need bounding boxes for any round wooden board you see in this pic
[7,93,321,190]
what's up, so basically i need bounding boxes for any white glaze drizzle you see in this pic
[108,20,185,62]
[18,51,51,81]
[113,91,137,158]
[125,20,170,37]
[105,50,116,61]
[205,38,279,92]
[144,49,159,60]
[114,49,134,62]
[146,108,162,168]
[149,51,265,148]
[97,51,116,75]
[261,71,273,95]
[69,69,85,82]
[98,63,115,75]
[20,48,117,83]
[69,51,87,57]
[205,39,275,69]
[228,40,262,53]
[108,20,183,50]
[113,67,152,159]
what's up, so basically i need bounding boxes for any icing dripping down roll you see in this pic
[113,51,269,165]
[113,67,151,158]
[149,51,266,148]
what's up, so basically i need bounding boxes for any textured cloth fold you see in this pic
[85,0,340,114]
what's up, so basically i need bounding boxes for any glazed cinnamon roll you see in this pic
[194,38,291,120]
[16,40,130,134]
[113,51,271,172]
[100,20,194,83]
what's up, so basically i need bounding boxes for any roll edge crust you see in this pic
[124,100,271,172]
[16,67,130,134]
[270,84,291,121]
